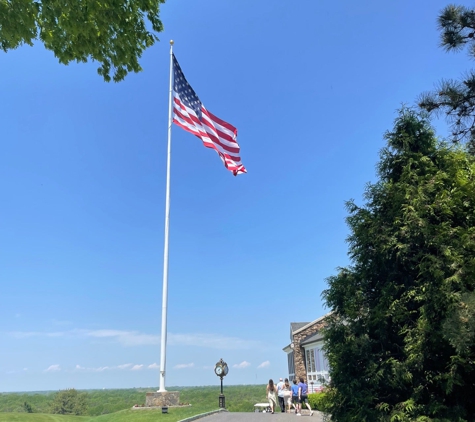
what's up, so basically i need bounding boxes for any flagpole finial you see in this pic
[170,40,174,45]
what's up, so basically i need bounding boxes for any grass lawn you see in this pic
[90,406,219,422]
[0,415,89,421]
[0,384,267,421]
[0,406,219,422]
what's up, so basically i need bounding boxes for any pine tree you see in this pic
[419,4,475,152]
[322,109,475,422]
[50,389,88,416]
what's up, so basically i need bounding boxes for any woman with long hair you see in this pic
[283,378,293,413]
[266,379,277,414]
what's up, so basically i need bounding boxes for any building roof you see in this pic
[282,344,292,353]
[292,312,333,335]
[284,313,333,352]
[282,331,324,352]
[290,322,310,333]
[300,331,324,345]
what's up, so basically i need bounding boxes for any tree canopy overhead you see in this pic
[0,0,166,82]
[323,109,475,422]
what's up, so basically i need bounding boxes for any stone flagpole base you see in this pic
[145,391,180,407]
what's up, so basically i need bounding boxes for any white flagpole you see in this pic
[158,39,174,393]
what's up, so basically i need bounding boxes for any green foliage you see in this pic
[22,402,32,413]
[418,4,475,150]
[0,392,55,413]
[322,109,475,422]
[0,0,165,82]
[442,291,475,354]
[308,392,331,412]
[50,389,88,416]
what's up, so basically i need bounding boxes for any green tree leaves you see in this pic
[0,0,39,50]
[443,292,475,355]
[0,0,165,82]
[323,110,475,422]
[50,389,88,415]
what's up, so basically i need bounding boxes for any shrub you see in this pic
[308,392,330,412]
[23,401,33,413]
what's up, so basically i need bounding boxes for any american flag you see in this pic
[172,54,246,176]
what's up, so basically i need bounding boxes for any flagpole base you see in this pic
[145,391,180,407]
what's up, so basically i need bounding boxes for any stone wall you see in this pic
[291,320,327,382]
[145,391,180,407]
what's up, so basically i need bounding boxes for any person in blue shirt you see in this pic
[291,379,301,415]
[298,376,313,416]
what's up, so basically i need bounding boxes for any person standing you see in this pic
[291,378,301,415]
[266,379,277,414]
[276,377,285,413]
[298,376,313,416]
[283,378,292,413]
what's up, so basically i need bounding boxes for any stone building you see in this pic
[282,312,331,393]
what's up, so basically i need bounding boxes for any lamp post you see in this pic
[214,358,229,409]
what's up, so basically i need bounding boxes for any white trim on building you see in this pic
[292,312,332,336]
[302,338,330,393]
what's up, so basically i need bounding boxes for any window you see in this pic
[306,349,316,373]
[287,351,295,380]
[303,343,330,392]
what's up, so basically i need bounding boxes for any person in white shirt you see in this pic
[276,377,286,413]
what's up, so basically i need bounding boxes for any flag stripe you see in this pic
[173,97,242,162]
[171,54,246,176]
[173,96,239,152]
[201,110,239,148]
[173,114,243,164]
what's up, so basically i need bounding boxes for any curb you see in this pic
[178,408,227,422]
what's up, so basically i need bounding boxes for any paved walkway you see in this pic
[197,410,329,422]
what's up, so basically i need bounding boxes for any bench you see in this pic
[254,403,271,413]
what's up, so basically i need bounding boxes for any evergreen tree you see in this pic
[0,0,165,82]
[50,389,88,416]
[322,110,475,422]
[419,4,475,152]
[23,401,33,413]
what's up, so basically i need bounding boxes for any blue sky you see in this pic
[1,0,473,393]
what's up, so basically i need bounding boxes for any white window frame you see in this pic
[287,351,295,381]
[303,341,330,393]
